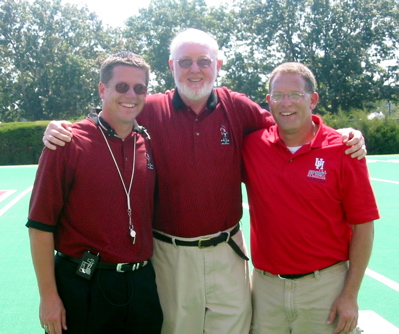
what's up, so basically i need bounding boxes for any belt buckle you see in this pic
[116,263,128,272]
[198,237,211,248]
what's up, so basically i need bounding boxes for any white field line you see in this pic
[358,310,399,332]
[370,178,399,184]
[366,268,399,293]
[0,186,33,217]
[367,159,399,163]
[0,165,37,168]
[0,190,17,203]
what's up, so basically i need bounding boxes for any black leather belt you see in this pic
[278,273,313,279]
[278,262,340,279]
[153,224,249,261]
[57,252,148,273]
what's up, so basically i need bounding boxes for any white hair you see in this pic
[169,28,219,60]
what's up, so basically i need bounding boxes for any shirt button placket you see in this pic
[194,118,201,143]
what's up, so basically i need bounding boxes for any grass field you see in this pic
[0,155,398,333]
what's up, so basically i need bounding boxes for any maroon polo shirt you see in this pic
[137,87,273,237]
[27,113,156,263]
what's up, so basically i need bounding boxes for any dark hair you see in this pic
[100,51,150,86]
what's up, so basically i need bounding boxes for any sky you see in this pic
[61,0,228,27]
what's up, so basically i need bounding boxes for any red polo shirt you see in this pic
[137,87,274,237]
[27,113,156,263]
[243,115,380,274]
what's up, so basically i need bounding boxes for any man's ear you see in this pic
[310,92,319,110]
[168,59,175,76]
[216,59,223,72]
[98,82,106,99]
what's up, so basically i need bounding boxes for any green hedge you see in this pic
[322,111,399,155]
[0,121,49,165]
[359,118,399,154]
[0,115,398,166]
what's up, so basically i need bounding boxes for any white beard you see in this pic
[175,80,215,101]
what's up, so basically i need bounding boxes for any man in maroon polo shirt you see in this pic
[41,29,366,334]
[27,52,162,334]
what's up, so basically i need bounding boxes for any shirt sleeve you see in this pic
[27,145,72,230]
[26,219,57,232]
[229,89,275,135]
[341,153,380,224]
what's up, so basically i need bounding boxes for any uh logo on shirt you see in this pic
[307,158,327,183]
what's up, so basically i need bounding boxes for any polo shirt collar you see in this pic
[172,87,218,111]
[88,109,141,138]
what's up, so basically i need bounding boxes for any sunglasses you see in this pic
[106,82,148,95]
[176,58,214,69]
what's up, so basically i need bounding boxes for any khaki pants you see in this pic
[251,262,362,334]
[152,227,252,334]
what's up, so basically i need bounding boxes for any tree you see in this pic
[233,0,399,113]
[1,0,398,120]
[0,0,112,121]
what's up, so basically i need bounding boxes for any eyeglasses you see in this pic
[106,82,148,95]
[175,58,214,69]
[270,93,306,102]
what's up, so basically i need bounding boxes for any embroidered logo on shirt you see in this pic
[315,158,325,170]
[145,152,154,170]
[307,158,327,183]
[220,125,230,145]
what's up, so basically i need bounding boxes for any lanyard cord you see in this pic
[98,124,137,242]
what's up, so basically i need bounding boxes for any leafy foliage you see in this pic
[0,0,111,121]
[322,110,399,155]
[0,0,398,121]
[233,0,399,111]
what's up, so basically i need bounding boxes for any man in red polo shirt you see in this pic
[243,62,379,334]
[27,52,162,334]
[41,30,366,334]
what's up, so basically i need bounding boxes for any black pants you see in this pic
[54,254,163,334]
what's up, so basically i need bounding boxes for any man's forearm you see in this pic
[29,228,58,297]
[342,221,374,298]
[29,227,68,333]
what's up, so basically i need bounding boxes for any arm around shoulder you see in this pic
[43,120,73,150]
[336,128,367,160]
